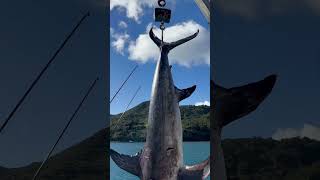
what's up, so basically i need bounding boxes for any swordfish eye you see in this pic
[166,147,175,156]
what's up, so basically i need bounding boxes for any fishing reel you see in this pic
[154,0,171,30]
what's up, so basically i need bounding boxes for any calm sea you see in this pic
[110,142,210,180]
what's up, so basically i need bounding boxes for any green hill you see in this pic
[0,129,108,180]
[223,137,320,180]
[110,101,210,141]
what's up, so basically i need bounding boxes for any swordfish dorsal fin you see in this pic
[149,28,199,50]
[110,149,141,177]
[178,157,210,180]
[175,85,196,102]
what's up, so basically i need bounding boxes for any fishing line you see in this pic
[110,65,138,104]
[0,12,90,134]
[32,77,99,180]
[112,86,141,132]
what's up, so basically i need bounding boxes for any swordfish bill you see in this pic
[110,28,210,180]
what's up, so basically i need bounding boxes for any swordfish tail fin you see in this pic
[212,74,277,127]
[148,27,199,50]
[110,149,141,177]
[149,27,162,47]
[168,29,199,51]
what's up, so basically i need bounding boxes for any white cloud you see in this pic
[110,28,130,55]
[118,21,128,28]
[110,0,155,22]
[272,124,320,141]
[272,128,300,140]
[301,124,320,140]
[128,21,210,67]
[195,101,210,106]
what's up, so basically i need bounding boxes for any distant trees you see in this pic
[110,101,210,141]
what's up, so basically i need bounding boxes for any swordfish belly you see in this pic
[110,28,210,180]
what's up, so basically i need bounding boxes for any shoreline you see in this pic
[110,141,210,143]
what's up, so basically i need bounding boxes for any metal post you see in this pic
[194,0,210,23]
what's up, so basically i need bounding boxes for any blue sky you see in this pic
[110,1,210,114]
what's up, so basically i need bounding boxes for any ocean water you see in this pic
[110,142,210,180]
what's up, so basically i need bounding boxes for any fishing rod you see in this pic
[113,86,141,130]
[119,86,141,120]
[109,65,138,104]
[32,77,99,180]
[0,12,90,134]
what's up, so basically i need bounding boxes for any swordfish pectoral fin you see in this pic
[110,149,141,177]
[175,85,196,102]
[168,29,199,51]
[178,157,210,180]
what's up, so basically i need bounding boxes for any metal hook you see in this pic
[160,22,165,43]
[158,0,166,7]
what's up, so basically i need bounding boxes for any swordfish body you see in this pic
[110,28,210,180]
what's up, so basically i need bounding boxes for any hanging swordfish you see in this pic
[110,28,210,180]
